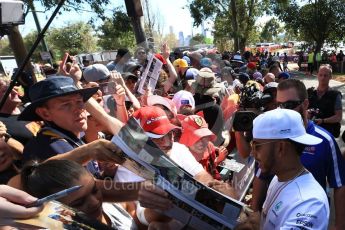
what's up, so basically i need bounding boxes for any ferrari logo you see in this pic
[194,117,203,127]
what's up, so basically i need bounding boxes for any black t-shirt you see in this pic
[194,94,225,146]
[0,114,37,145]
[0,166,18,184]
[308,90,342,137]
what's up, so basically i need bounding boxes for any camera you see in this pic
[99,81,116,95]
[307,108,320,121]
[233,110,258,132]
[238,82,263,109]
[232,81,262,131]
[232,81,279,132]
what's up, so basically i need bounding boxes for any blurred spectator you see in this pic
[263,73,275,84]
[106,48,131,73]
[134,47,148,66]
[308,64,342,137]
[0,79,40,145]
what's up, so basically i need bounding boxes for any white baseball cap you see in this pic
[147,95,177,115]
[253,109,322,145]
[172,90,195,112]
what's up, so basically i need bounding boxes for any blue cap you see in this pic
[200,58,212,68]
[278,72,290,80]
[182,56,191,66]
[18,76,98,121]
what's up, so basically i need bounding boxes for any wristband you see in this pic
[136,203,149,226]
[3,133,11,143]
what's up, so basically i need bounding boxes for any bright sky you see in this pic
[19,0,205,38]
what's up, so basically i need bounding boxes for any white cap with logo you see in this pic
[253,108,322,145]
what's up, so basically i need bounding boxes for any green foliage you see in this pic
[260,18,282,42]
[97,9,136,51]
[46,22,98,59]
[0,38,13,55]
[272,0,345,52]
[189,0,218,26]
[204,37,213,44]
[23,0,111,20]
[163,33,178,49]
[190,34,206,46]
[23,31,43,61]
[189,0,271,52]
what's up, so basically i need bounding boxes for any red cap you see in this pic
[133,106,179,138]
[154,53,167,65]
[247,62,256,70]
[179,115,216,147]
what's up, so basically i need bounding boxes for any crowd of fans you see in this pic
[0,44,344,229]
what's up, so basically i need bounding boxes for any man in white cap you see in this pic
[251,79,345,229]
[237,109,329,229]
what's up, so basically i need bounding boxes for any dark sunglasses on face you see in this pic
[277,100,302,109]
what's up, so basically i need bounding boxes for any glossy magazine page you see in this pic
[10,201,113,230]
[111,118,245,230]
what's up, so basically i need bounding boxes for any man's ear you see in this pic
[303,99,309,109]
[35,107,51,121]
[277,141,286,159]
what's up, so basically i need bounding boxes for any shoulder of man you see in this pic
[23,128,74,161]
[308,122,345,185]
[327,89,342,98]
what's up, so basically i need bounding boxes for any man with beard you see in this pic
[237,109,328,229]
[251,79,345,230]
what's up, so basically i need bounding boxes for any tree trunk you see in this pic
[313,42,323,72]
[239,38,246,54]
[7,26,36,83]
[230,0,239,52]
[130,16,148,49]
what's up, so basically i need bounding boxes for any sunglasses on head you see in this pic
[277,100,302,109]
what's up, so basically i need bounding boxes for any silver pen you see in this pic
[25,185,83,208]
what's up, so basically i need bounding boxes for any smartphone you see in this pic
[59,53,70,72]
[66,55,73,63]
[99,81,116,95]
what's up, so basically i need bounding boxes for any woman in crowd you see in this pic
[21,160,140,230]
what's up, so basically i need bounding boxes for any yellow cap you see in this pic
[173,58,189,68]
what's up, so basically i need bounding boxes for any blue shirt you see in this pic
[23,124,101,178]
[257,121,345,190]
[23,125,79,161]
[302,121,345,189]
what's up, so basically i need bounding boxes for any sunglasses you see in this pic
[250,140,279,152]
[277,100,302,110]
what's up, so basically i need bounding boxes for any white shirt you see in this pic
[114,165,145,183]
[114,142,204,182]
[168,142,204,177]
[103,203,138,230]
[261,173,329,230]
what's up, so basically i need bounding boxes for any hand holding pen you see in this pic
[0,185,44,219]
